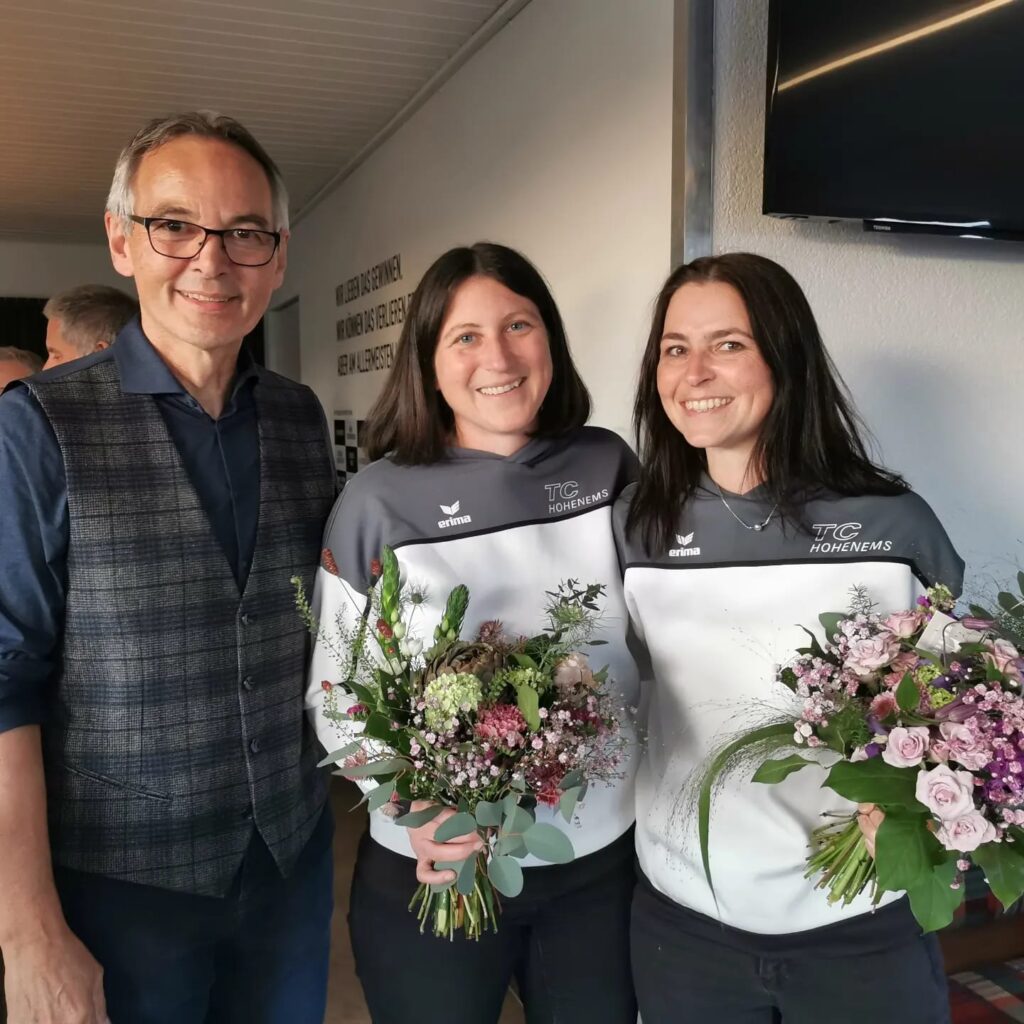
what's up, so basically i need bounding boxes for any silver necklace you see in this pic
[716,483,779,532]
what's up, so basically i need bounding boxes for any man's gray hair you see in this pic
[0,346,44,373]
[106,111,290,230]
[43,285,139,355]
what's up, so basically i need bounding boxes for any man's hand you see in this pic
[856,802,885,859]
[4,924,107,1024]
[407,800,484,886]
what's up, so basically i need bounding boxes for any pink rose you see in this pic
[928,739,950,763]
[882,610,924,639]
[938,722,991,771]
[883,650,920,689]
[983,639,1023,682]
[935,811,997,852]
[915,763,975,820]
[882,726,930,768]
[846,634,901,676]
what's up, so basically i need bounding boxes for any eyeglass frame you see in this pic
[128,215,282,267]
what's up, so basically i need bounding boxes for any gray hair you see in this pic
[43,285,139,354]
[106,111,289,231]
[0,346,44,373]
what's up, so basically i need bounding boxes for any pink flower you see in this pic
[882,610,924,639]
[984,639,1023,682]
[869,692,898,722]
[475,704,528,750]
[882,726,930,768]
[915,763,975,820]
[883,650,921,689]
[847,634,901,676]
[935,811,997,852]
[938,722,991,771]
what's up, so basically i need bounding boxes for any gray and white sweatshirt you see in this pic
[306,427,641,864]
[613,478,964,935]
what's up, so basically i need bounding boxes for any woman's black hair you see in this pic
[365,242,590,463]
[627,252,907,552]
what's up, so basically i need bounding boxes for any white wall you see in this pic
[0,239,125,297]
[287,0,674,442]
[712,0,1023,593]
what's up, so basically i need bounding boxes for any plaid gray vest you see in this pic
[26,361,335,896]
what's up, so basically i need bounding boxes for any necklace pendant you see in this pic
[753,523,763,532]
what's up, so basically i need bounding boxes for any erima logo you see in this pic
[669,532,701,557]
[810,522,892,554]
[544,479,610,515]
[438,500,472,529]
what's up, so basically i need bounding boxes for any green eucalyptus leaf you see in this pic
[341,757,411,778]
[523,823,575,864]
[474,800,503,828]
[559,786,581,823]
[365,779,396,811]
[494,834,527,857]
[316,739,364,768]
[488,854,524,897]
[434,812,478,843]
[502,804,534,838]
[394,804,445,828]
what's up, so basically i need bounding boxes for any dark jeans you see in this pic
[54,813,334,1024]
[631,878,951,1024]
[349,830,637,1024]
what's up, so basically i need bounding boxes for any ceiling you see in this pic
[0,0,527,243]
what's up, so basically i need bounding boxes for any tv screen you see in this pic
[763,0,1024,240]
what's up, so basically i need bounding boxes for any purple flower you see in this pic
[938,722,991,771]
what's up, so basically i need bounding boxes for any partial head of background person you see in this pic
[103,111,290,358]
[0,346,44,389]
[627,253,906,553]
[42,284,139,369]
[365,241,591,464]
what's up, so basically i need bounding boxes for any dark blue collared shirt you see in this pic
[0,319,263,734]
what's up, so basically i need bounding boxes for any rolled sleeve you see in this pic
[0,385,68,733]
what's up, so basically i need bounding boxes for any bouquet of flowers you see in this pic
[296,548,625,939]
[699,576,1024,931]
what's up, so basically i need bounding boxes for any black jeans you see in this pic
[349,830,637,1024]
[631,878,950,1024]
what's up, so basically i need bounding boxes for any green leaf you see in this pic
[559,769,584,791]
[698,722,795,900]
[824,758,919,808]
[818,612,844,641]
[501,793,518,818]
[488,854,524,897]
[999,592,1023,615]
[905,859,964,933]
[795,625,827,660]
[511,653,539,671]
[316,739,364,768]
[341,757,411,778]
[968,603,994,620]
[895,673,919,713]
[494,834,527,857]
[361,712,399,744]
[559,785,582,823]
[874,810,941,891]
[751,753,815,785]
[523,823,575,864]
[434,812,478,843]
[502,804,534,838]
[516,684,541,732]
[474,800,502,827]
[394,804,444,828]
[365,779,396,811]
[1017,571,1024,598]
[972,840,1024,910]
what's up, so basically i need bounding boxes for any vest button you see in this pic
[242,676,255,691]
[250,738,261,754]
[241,612,255,626]
[240,806,253,820]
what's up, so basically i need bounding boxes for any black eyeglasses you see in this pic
[129,215,281,267]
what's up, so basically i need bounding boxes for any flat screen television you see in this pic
[763,0,1024,241]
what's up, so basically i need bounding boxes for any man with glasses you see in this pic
[0,113,336,1023]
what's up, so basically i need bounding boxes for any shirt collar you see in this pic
[114,316,262,398]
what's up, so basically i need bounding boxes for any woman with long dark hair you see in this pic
[614,253,962,1023]
[307,242,639,1024]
